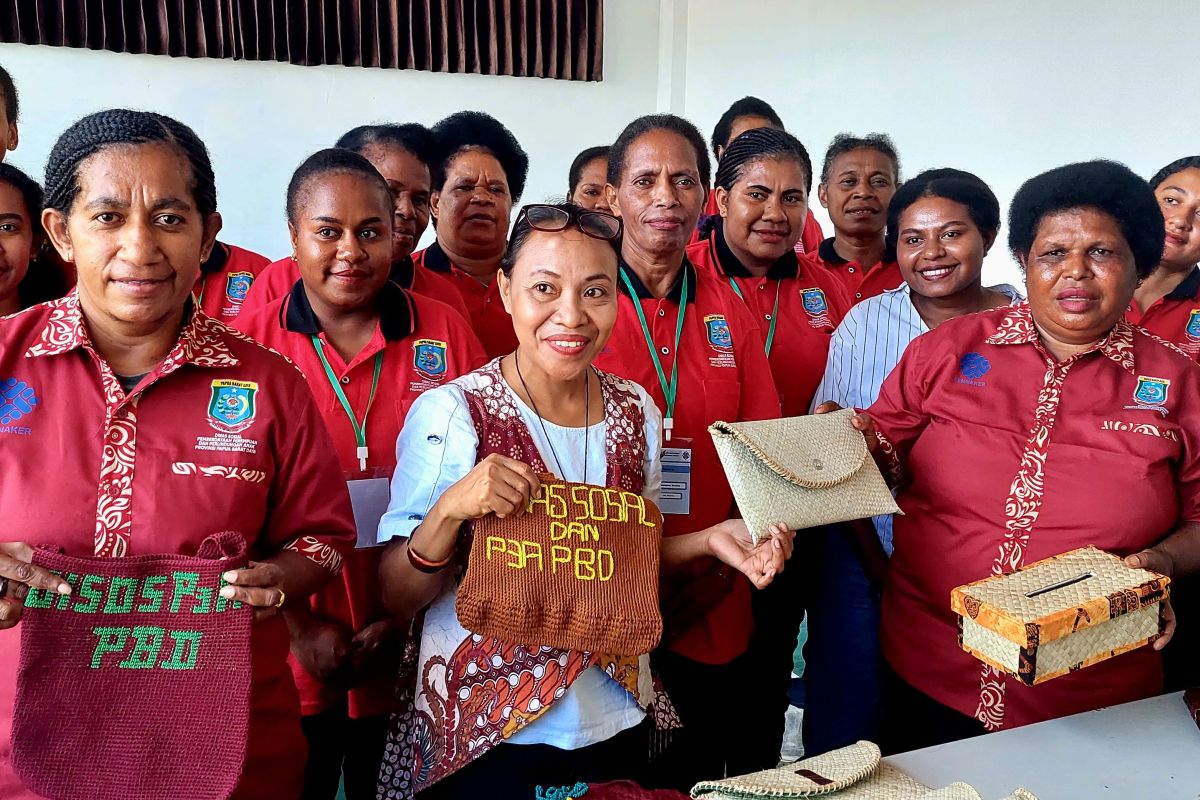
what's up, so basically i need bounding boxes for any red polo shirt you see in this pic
[800,237,902,305]
[413,241,518,359]
[870,303,1200,732]
[688,224,849,417]
[239,255,472,324]
[691,190,825,255]
[0,293,356,800]
[235,280,486,719]
[1125,266,1200,361]
[193,241,270,321]
[592,259,781,665]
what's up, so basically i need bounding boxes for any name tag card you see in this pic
[13,532,253,800]
[456,477,664,656]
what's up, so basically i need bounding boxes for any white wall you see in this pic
[680,0,1200,288]
[0,0,662,259]
[4,0,1195,286]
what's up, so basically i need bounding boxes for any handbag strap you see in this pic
[708,420,869,490]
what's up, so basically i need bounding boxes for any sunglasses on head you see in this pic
[516,203,623,242]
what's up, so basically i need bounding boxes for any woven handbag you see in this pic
[12,531,253,800]
[456,477,664,656]
[708,409,900,543]
[690,741,1038,800]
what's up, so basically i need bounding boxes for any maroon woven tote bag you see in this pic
[11,531,253,800]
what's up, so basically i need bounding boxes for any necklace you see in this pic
[513,351,590,485]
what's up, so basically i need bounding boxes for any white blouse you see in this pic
[378,364,663,750]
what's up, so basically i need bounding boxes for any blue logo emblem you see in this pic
[1134,376,1170,407]
[1187,310,1200,340]
[225,271,254,304]
[801,288,829,316]
[0,377,37,425]
[207,379,259,433]
[960,352,991,381]
[704,314,732,351]
[414,339,448,380]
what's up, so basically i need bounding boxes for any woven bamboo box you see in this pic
[951,546,1169,686]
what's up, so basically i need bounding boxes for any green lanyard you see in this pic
[310,335,383,471]
[620,267,688,441]
[727,277,782,357]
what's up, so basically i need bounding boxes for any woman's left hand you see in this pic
[1125,548,1177,650]
[706,520,795,589]
[220,561,287,622]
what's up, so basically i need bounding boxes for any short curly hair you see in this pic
[886,168,1000,251]
[1149,156,1200,192]
[710,96,783,159]
[429,111,529,202]
[286,148,391,225]
[820,133,900,186]
[0,64,16,123]
[607,113,711,191]
[1008,160,1165,279]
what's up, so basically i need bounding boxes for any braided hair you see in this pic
[43,109,217,217]
[286,148,391,225]
[710,96,783,159]
[697,128,812,240]
[335,123,437,171]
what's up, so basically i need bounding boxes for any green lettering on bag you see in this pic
[90,627,130,668]
[102,576,138,614]
[119,626,165,669]
[74,574,104,614]
[137,575,166,613]
[160,630,203,670]
[169,572,201,613]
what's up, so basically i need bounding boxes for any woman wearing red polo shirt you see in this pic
[595,114,781,788]
[193,240,270,320]
[0,109,356,799]
[414,111,529,358]
[236,149,484,799]
[0,163,66,315]
[686,125,848,766]
[694,96,823,255]
[241,125,469,322]
[840,160,1200,753]
[802,133,902,305]
[1125,156,1200,358]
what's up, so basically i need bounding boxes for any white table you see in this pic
[886,692,1200,799]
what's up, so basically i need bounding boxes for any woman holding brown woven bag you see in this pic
[376,201,793,798]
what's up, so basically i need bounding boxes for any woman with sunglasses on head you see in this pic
[377,202,792,798]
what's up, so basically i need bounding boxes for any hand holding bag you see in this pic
[708,408,900,543]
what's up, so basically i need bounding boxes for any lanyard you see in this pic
[620,267,688,441]
[310,335,383,471]
[727,277,782,357]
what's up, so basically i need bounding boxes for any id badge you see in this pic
[348,476,391,549]
[660,438,692,516]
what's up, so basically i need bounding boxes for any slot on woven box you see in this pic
[951,546,1169,686]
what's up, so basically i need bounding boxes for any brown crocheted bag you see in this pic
[12,531,252,800]
[457,478,664,656]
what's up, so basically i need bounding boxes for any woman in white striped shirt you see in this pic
[803,168,1021,756]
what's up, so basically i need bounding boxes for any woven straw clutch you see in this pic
[952,546,1169,686]
[690,740,1038,799]
[709,409,900,543]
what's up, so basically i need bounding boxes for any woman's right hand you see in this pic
[433,454,543,522]
[291,616,356,685]
[0,542,73,630]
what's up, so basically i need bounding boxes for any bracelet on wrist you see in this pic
[407,541,454,574]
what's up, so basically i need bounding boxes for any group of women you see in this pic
[0,63,1198,799]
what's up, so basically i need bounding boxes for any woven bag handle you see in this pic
[196,530,249,561]
[709,420,869,490]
